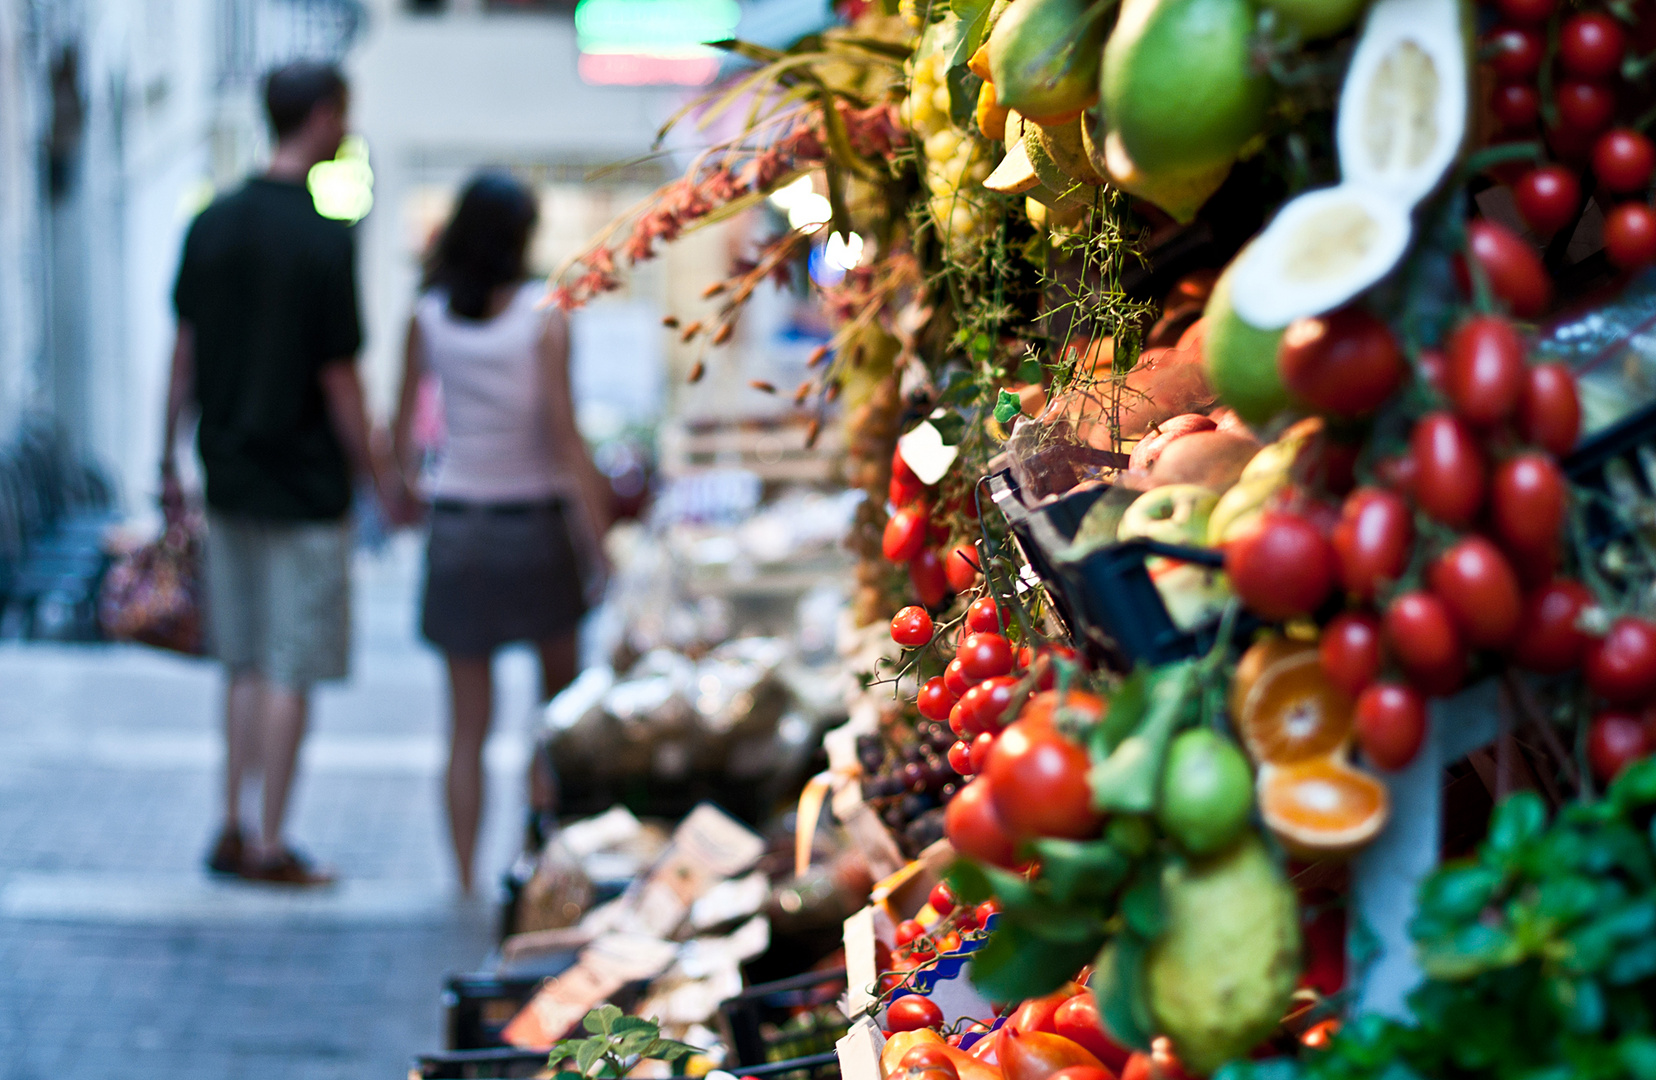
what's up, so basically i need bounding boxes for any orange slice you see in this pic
[1236,649,1354,765]
[1259,759,1389,856]
[1229,636,1313,722]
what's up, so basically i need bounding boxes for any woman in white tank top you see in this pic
[389,173,611,894]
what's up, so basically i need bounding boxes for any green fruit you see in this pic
[1157,729,1254,855]
[988,0,1110,122]
[1147,835,1301,1075]
[1259,0,1369,39]
[1119,485,1218,545]
[1202,259,1290,427]
[1101,0,1269,173]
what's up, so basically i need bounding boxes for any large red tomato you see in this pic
[1465,221,1552,318]
[998,1031,1106,1080]
[1276,307,1405,416]
[945,777,1021,868]
[1428,537,1523,650]
[1512,165,1581,237]
[1585,617,1656,704]
[985,720,1103,839]
[1384,591,1467,695]
[884,509,928,562]
[1320,612,1383,698]
[1587,710,1650,783]
[1331,487,1413,602]
[887,995,946,1033]
[1411,413,1487,527]
[1444,315,1527,425]
[1355,682,1429,771]
[1490,453,1567,559]
[1511,580,1595,674]
[1224,512,1337,621]
[1517,363,1581,456]
[911,548,951,608]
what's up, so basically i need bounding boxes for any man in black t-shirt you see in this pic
[161,61,406,886]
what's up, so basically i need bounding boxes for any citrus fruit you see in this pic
[1259,0,1368,39]
[988,0,1110,123]
[1202,257,1291,427]
[1229,636,1313,723]
[1235,647,1355,764]
[1093,125,1233,225]
[1157,729,1254,855]
[1257,758,1389,854]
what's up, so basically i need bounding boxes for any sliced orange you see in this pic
[1258,759,1389,856]
[1229,636,1313,722]
[1236,649,1354,765]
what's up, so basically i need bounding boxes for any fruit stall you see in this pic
[461,0,1656,1076]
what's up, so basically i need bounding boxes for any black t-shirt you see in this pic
[173,177,362,521]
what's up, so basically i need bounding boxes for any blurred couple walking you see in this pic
[160,61,610,892]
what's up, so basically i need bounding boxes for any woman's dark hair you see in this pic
[422,172,539,321]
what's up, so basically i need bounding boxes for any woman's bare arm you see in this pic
[391,315,426,488]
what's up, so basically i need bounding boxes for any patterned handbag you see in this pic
[97,521,206,656]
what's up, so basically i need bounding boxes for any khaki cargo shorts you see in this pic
[205,512,351,689]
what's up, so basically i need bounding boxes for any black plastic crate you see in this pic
[718,967,849,1071]
[443,972,562,1051]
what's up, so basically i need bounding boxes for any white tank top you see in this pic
[415,282,576,502]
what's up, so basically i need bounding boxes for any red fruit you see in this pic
[1585,617,1656,703]
[1224,513,1337,621]
[1465,221,1552,318]
[945,778,1021,868]
[891,606,935,647]
[1518,363,1581,456]
[985,720,1103,839]
[944,656,977,697]
[1588,710,1650,783]
[1555,81,1617,135]
[947,739,974,775]
[1559,13,1626,80]
[1054,995,1132,1073]
[963,675,1021,735]
[1513,165,1582,237]
[1375,450,1420,498]
[895,918,925,946]
[1411,413,1487,527]
[946,544,982,593]
[1128,413,1217,472]
[1355,682,1429,770]
[887,994,945,1033]
[1045,1069,1115,1080]
[919,676,960,722]
[1429,537,1523,650]
[1331,487,1414,602]
[1007,993,1069,1037]
[1491,453,1568,559]
[1512,579,1594,674]
[974,900,999,926]
[891,472,927,509]
[1593,129,1656,194]
[928,881,956,916]
[966,597,1010,634]
[1277,306,1405,416]
[902,1047,959,1074]
[1488,25,1544,79]
[1385,591,1467,695]
[969,732,995,773]
[884,509,928,562]
[959,632,1015,679]
[911,549,951,609]
[1604,203,1656,270]
[1492,83,1541,129]
[998,1031,1106,1080]
[1320,612,1384,698]
[1494,0,1555,24]
[1444,315,1527,425]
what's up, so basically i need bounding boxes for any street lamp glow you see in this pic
[824,231,864,270]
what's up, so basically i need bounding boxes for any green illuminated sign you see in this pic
[574,0,742,55]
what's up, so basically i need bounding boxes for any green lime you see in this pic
[1157,728,1254,856]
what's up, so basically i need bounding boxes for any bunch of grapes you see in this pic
[857,724,961,856]
[901,49,994,254]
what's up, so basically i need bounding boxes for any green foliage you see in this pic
[547,1006,699,1080]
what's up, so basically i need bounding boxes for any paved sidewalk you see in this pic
[0,536,543,1080]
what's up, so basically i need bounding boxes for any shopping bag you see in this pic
[97,521,205,655]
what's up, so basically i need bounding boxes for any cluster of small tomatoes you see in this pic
[884,448,987,608]
[1487,3,1656,271]
[878,882,999,1003]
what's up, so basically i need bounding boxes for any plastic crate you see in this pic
[411,1047,550,1079]
[718,967,849,1070]
[443,971,570,1051]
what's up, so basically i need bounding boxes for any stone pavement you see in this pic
[0,535,546,1080]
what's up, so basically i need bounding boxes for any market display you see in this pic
[421,0,1656,1077]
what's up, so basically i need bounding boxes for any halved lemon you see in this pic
[1258,758,1390,856]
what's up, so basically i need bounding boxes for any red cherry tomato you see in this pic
[936,931,962,954]
[947,739,974,776]
[945,544,982,593]
[945,778,1021,868]
[911,549,951,609]
[1559,13,1626,80]
[974,899,1000,925]
[1384,591,1467,696]
[1224,512,1337,621]
[969,731,996,773]
[1491,453,1568,559]
[1053,995,1132,1072]
[958,632,1015,679]
[1588,710,1651,783]
[960,675,1020,736]
[1411,413,1487,527]
[966,597,1009,634]
[886,994,945,1033]
[884,509,928,562]
[1513,165,1582,237]
[895,918,926,946]
[1555,81,1617,135]
[1517,362,1581,456]
[1320,612,1384,698]
[919,676,959,722]
[1494,0,1555,24]
[1444,315,1527,425]
[1585,616,1656,703]
[928,881,956,916]
[1277,306,1405,417]
[1465,221,1552,318]
[1492,83,1541,129]
[1355,682,1429,771]
[1331,487,1414,602]
[1593,129,1656,194]
[1488,25,1544,79]
[1604,202,1656,270]
[985,720,1103,839]
[1512,579,1594,674]
[891,471,927,509]
[891,606,935,647]
[944,656,977,697]
[1428,537,1523,651]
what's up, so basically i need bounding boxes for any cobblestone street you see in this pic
[0,537,538,1080]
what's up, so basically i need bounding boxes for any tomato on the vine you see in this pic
[910,548,951,609]
[985,720,1102,839]
[1586,616,1656,703]
[1593,129,1656,194]
[891,606,934,647]
[883,508,928,562]
[1517,362,1581,456]
[945,543,982,593]
[944,656,976,697]
[1331,487,1413,602]
[958,675,1020,736]
[1224,512,1337,621]
[1277,306,1405,417]
[886,995,945,1034]
[1385,591,1467,695]
[1444,315,1526,425]
[965,597,1009,634]
[1554,81,1617,135]
[1492,83,1541,130]
[928,881,955,916]
[1429,537,1523,650]
[1320,612,1383,698]
[1465,221,1552,318]
[1559,13,1626,80]
[1491,453,1567,559]
[895,918,925,946]
[944,778,1020,868]
[1488,25,1544,79]
[947,739,974,776]
[1354,682,1428,771]
[1512,579,1594,674]
[918,676,958,722]
[1512,165,1582,237]
[957,632,1015,679]
[1588,710,1650,783]
[1411,413,1487,528]
[1494,0,1554,23]
[969,731,995,773]
[1604,202,1656,270]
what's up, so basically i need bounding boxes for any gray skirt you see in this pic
[420,498,589,657]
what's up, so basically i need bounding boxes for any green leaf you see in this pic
[1033,837,1130,904]
[610,1017,656,1035]
[1610,758,1656,811]
[1552,975,1607,1034]
[948,859,995,905]
[617,1029,658,1057]
[644,1038,699,1062]
[946,63,982,128]
[970,919,1100,1001]
[1120,868,1165,940]
[1090,662,1195,814]
[1619,1034,1656,1080]
[1413,863,1504,934]
[933,411,968,445]
[551,1071,584,1080]
[1485,792,1548,864]
[1417,922,1523,980]
[576,1039,607,1075]
[948,0,994,68]
[1091,937,1154,1053]
[1604,937,1656,985]
[994,388,1023,424]
[1093,668,1148,759]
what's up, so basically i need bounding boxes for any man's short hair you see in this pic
[263,61,347,140]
